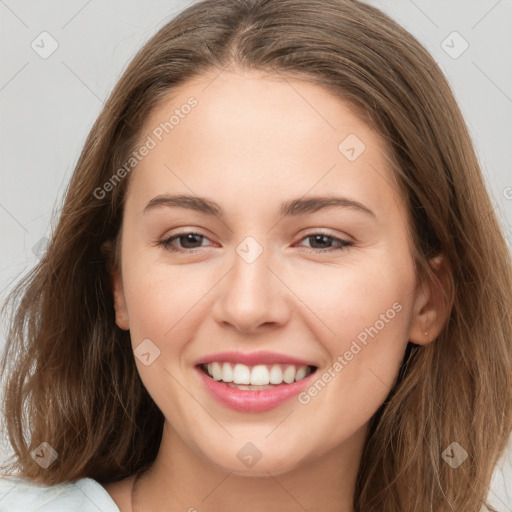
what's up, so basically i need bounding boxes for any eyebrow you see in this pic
[143,194,376,218]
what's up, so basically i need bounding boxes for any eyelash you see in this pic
[156,231,353,254]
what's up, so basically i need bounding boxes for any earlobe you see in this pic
[408,254,452,345]
[101,240,130,331]
[111,270,130,331]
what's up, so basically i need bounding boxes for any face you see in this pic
[110,68,438,476]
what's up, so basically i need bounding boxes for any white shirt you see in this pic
[0,475,120,512]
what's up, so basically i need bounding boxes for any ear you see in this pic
[101,240,130,331]
[408,254,452,345]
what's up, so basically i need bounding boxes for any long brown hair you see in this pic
[1,1,511,510]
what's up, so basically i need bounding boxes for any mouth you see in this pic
[197,362,318,390]
[195,361,319,412]
[193,350,320,412]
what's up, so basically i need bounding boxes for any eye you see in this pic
[295,232,353,253]
[157,232,211,254]
[157,231,353,254]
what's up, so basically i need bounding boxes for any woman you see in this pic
[1,0,510,510]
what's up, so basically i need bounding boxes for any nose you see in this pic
[212,242,290,333]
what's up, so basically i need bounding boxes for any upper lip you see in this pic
[195,351,317,367]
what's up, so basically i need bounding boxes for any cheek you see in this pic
[124,267,205,344]
[293,281,413,444]
[300,250,415,387]
[120,261,207,411]
[293,248,414,338]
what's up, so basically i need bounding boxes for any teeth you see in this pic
[283,365,296,384]
[295,366,307,381]
[210,362,222,381]
[226,383,277,390]
[221,362,233,382]
[250,365,269,385]
[269,364,283,384]
[233,364,251,384]
[203,362,313,385]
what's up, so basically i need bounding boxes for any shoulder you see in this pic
[0,475,120,512]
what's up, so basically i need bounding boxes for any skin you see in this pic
[103,67,450,511]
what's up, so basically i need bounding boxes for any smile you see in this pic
[196,361,318,412]
[201,362,315,388]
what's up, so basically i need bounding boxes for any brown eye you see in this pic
[157,231,353,255]
[296,233,353,253]
[158,232,210,253]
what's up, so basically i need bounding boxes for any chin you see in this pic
[202,445,308,477]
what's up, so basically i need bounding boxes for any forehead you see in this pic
[142,69,384,153]
[127,69,404,219]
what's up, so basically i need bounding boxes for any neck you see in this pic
[131,420,368,512]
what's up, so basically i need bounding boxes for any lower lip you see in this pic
[195,366,316,412]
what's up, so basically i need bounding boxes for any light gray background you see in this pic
[1,0,511,508]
